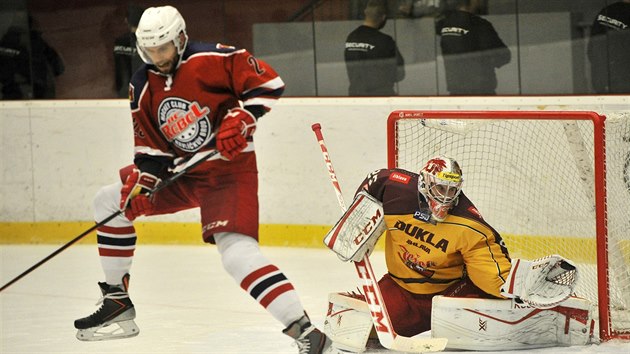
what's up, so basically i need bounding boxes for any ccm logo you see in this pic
[202,220,229,233]
[354,208,383,245]
[389,172,410,184]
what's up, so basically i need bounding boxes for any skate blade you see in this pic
[76,319,140,341]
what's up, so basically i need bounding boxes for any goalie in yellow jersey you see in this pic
[323,156,593,352]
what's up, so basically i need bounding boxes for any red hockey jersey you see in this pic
[128,42,284,173]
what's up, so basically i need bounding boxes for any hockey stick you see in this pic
[0,149,221,293]
[311,123,447,353]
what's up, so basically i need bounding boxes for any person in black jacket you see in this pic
[587,0,630,94]
[436,0,510,95]
[113,4,145,98]
[345,0,405,96]
[0,17,65,100]
[29,16,65,99]
[0,26,30,99]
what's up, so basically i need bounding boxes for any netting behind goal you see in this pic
[387,110,630,341]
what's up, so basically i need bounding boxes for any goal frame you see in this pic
[386,110,627,341]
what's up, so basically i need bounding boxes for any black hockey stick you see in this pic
[0,149,221,293]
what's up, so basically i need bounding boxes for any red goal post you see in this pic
[387,110,630,341]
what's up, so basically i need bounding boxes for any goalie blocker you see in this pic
[324,293,594,353]
[323,191,386,262]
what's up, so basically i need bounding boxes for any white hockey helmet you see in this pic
[418,156,463,221]
[135,6,188,64]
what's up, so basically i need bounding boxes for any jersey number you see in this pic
[248,56,265,75]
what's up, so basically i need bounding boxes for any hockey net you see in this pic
[387,110,630,341]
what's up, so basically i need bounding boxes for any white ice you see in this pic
[1,245,629,354]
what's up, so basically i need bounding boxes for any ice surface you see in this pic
[1,245,628,353]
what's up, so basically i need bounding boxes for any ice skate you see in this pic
[283,313,332,354]
[74,273,139,341]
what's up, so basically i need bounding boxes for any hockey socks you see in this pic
[216,233,306,326]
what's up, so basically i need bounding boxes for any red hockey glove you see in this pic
[216,108,257,160]
[119,169,161,221]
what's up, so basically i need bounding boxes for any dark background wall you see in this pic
[25,0,315,98]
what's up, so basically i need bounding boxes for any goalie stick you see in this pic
[311,123,448,353]
[0,149,221,293]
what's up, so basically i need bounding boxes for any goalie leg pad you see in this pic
[324,292,374,353]
[431,295,593,350]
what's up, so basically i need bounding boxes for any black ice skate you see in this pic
[74,273,139,341]
[283,313,332,354]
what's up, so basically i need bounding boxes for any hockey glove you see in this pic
[119,169,161,221]
[216,108,257,160]
[500,254,578,309]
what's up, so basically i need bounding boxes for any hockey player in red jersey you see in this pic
[73,6,330,353]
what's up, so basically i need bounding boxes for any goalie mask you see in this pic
[418,156,463,221]
[135,6,188,67]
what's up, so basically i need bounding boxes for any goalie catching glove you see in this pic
[216,108,256,160]
[500,254,579,309]
[119,169,161,221]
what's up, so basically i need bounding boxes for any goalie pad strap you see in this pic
[323,191,386,262]
[431,295,593,350]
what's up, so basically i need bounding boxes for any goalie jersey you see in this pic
[357,168,512,297]
[128,42,284,175]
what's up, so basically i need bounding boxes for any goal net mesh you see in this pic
[389,110,630,339]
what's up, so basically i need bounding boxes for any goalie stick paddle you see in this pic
[311,123,447,353]
[0,149,221,293]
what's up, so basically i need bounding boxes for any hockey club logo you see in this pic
[397,245,436,277]
[157,98,212,152]
[423,158,447,174]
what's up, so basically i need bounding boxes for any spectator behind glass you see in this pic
[0,25,30,99]
[398,0,443,18]
[436,0,510,95]
[344,0,405,96]
[29,15,65,99]
[114,4,145,98]
[587,0,630,94]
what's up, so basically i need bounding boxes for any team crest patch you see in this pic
[157,98,212,152]
[389,172,411,184]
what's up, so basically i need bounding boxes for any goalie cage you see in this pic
[387,110,630,341]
